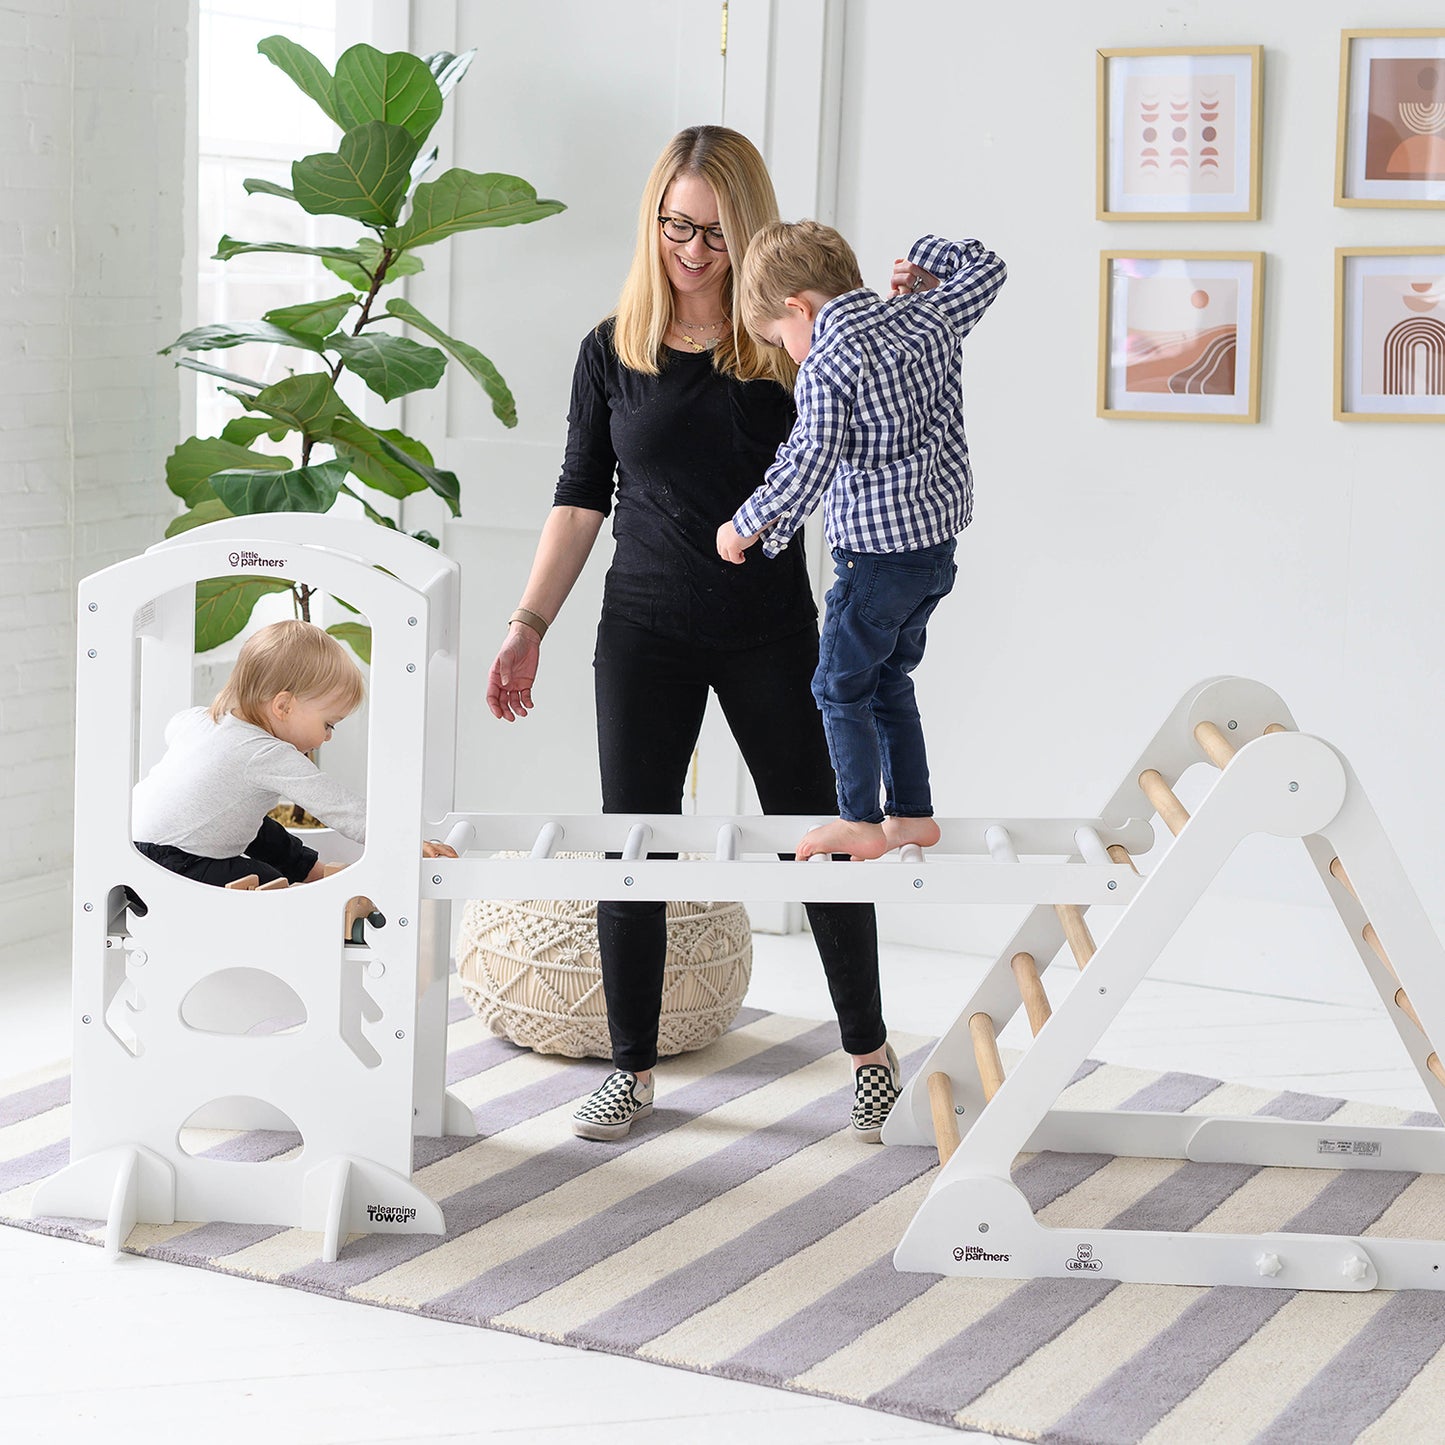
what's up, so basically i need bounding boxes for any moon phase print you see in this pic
[1098,47,1262,220]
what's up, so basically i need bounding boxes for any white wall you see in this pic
[0,0,189,941]
[831,1,1445,943]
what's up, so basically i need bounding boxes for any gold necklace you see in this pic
[672,316,727,352]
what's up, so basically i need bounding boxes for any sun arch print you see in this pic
[1124,73,1237,196]
[1124,275,1238,398]
[1365,59,1445,183]
[1363,274,1445,398]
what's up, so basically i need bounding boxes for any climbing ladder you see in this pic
[885,676,1445,1292]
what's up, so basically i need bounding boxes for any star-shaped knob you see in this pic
[1341,1254,1371,1283]
[1255,1252,1283,1278]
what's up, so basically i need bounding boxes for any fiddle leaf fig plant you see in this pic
[162,38,565,655]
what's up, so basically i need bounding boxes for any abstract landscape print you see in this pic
[1099,252,1263,422]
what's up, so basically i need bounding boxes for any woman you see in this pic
[486,126,898,1143]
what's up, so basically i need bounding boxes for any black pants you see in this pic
[594,616,884,1071]
[136,816,319,888]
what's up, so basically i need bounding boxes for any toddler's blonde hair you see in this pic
[737,219,864,342]
[210,619,365,727]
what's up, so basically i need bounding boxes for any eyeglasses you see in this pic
[658,215,728,252]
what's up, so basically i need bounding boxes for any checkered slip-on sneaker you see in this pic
[571,1068,655,1141]
[850,1042,901,1143]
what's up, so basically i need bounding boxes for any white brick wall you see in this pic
[1,0,189,938]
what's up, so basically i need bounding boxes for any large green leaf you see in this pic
[330,417,459,513]
[320,237,425,290]
[220,373,351,442]
[195,576,294,653]
[384,169,565,251]
[257,35,341,124]
[385,297,516,427]
[221,415,293,446]
[160,321,324,356]
[209,459,350,516]
[326,621,372,665]
[242,176,296,202]
[214,235,374,266]
[332,45,442,142]
[263,293,358,338]
[292,122,422,226]
[165,437,291,506]
[328,331,447,402]
[164,498,235,538]
[328,418,429,500]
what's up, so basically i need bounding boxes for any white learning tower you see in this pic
[36,515,1445,1291]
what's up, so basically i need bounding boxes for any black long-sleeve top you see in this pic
[552,320,819,650]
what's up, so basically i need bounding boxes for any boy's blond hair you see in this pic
[737,220,864,341]
[210,619,365,727]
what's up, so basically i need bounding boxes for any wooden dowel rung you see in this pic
[1429,1054,1445,1089]
[1329,856,1356,899]
[1107,843,1139,874]
[224,874,260,891]
[1010,951,1052,1035]
[968,1012,1006,1102]
[1193,719,1237,770]
[1395,987,1424,1033]
[256,876,289,891]
[1363,923,1396,978]
[927,1071,961,1167]
[1055,904,1097,969]
[1139,768,1191,836]
[1263,722,1289,734]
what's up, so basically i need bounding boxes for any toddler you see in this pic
[717,220,1006,860]
[133,619,453,887]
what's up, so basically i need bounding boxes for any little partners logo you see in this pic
[954,1244,1012,1263]
[227,550,288,570]
[366,1204,418,1225]
[1066,1242,1103,1272]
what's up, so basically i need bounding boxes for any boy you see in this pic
[717,220,1006,860]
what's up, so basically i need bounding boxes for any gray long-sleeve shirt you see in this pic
[132,707,367,857]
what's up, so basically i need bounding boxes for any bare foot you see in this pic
[883,816,941,852]
[797,819,890,860]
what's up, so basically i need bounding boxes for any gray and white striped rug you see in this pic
[5,994,1445,1443]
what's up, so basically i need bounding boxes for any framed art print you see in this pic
[1097,45,1263,220]
[1335,248,1445,420]
[1098,252,1264,422]
[1336,29,1445,208]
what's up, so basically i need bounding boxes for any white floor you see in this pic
[1,893,1438,1444]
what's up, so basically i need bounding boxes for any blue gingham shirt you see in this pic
[733,235,1006,558]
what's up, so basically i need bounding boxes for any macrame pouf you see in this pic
[456,883,752,1060]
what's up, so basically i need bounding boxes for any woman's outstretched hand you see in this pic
[487,625,540,721]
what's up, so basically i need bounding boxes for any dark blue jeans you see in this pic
[813,539,957,824]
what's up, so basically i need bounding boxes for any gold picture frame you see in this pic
[1098,251,1264,423]
[1335,29,1445,209]
[1096,45,1263,221]
[1334,247,1445,421]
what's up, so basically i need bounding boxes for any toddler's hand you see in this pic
[422,840,459,859]
[716,520,758,564]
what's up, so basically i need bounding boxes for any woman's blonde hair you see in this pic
[737,220,864,340]
[611,125,796,387]
[210,619,365,727]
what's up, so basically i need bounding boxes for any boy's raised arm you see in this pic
[907,235,1007,341]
